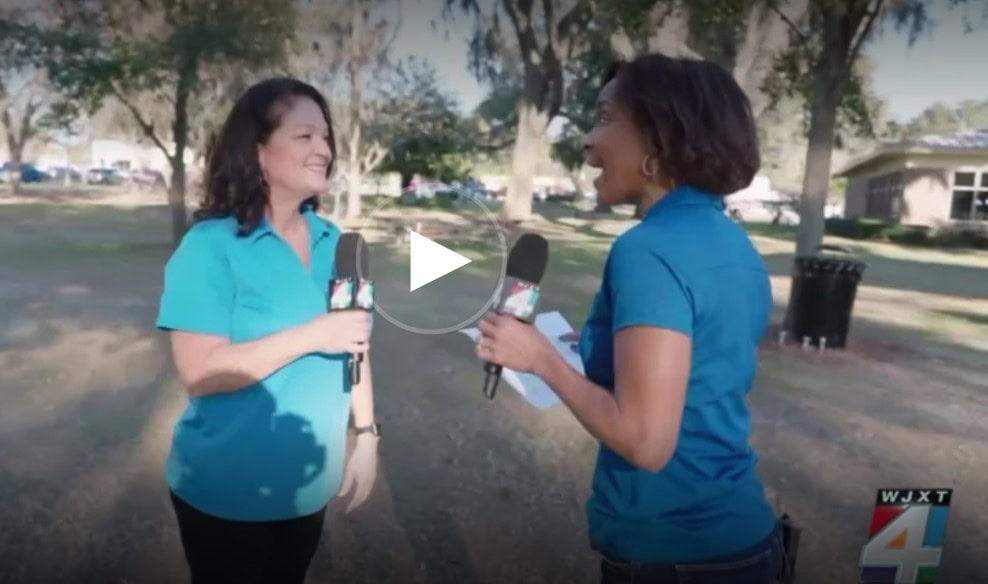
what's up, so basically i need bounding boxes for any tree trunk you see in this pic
[3,115,23,194]
[8,148,22,195]
[794,74,842,259]
[346,160,362,220]
[333,188,344,220]
[168,161,187,246]
[648,1,694,57]
[733,0,810,120]
[169,59,195,246]
[504,102,548,222]
[345,122,362,220]
[344,1,366,221]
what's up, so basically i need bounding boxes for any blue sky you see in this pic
[393,0,988,123]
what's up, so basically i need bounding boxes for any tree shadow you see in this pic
[753,413,987,584]
[934,308,988,327]
[313,323,598,584]
[0,350,174,584]
[0,343,333,584]
[758,392,988,584]
[323,325,484,584]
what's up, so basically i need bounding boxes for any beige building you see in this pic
[838,129,988,229]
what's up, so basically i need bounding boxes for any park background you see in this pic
[1,0,987,582]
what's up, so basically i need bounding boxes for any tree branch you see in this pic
[847,0,884,67]
[554,0,593,63]
[109,81,173,163]
[768,0,808,41]
[6,70,46,106]
[361,141,387,174]
[502,0,542,70]
[1,106,13,148]
[542,0,556,54]
[381,0,403,55]
[18,97,42,144]
[472,137,515,153]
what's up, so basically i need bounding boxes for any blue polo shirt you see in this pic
[156,207,352,521]
[580,185,777,562]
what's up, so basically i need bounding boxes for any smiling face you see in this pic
[582,78,656,207]
[257,97,333,205]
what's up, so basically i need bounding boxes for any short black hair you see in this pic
[194,78,336,235]
[604,54,759,196]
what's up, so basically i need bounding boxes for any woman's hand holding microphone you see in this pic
[303,310,372,355]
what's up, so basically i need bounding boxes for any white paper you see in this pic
[459,311,583,410]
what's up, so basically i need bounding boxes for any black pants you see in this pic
[599,523,784,584]
[170,491,326,584]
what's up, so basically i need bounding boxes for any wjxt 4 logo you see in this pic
[859,488,952,584]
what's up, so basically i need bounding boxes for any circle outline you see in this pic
[354,190,508,335]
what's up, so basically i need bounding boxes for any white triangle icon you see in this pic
[408,229,472,292]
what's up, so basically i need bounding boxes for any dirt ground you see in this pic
[1,190,986,584]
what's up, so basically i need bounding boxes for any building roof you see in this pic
[836,128,988,177]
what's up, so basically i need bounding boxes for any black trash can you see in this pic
[785,245,866,349]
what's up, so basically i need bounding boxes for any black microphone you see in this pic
[483,233,549,400]
[330,232,374,386]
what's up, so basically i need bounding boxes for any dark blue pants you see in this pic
[599,523,784,584]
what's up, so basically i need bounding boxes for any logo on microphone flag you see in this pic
[500,280,540,321]
[330,279,355,310]
[355,279,374,311]
[859,488,951,584]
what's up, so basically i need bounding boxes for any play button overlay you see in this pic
[408,230,472,291]
[356,191,508,334]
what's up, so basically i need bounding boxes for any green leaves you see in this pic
[685,0,759,68]
[371,58,474,185]
[4,0,296,123]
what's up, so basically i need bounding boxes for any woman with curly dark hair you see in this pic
[475,54,784,583]
[156,78,378,584]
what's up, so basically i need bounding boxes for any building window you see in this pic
[950,171,988,221]
[865,172,903,220]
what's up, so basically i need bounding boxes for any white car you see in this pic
[727,201,799,225]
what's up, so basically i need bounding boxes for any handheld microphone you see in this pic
[483,233,549,400]
[330,232,374,386]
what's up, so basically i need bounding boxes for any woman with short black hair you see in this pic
[476,53,783,583]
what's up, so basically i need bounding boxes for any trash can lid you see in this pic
[794,256,867,274]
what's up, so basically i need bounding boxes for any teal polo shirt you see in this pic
[156,207,352,521]
[580,185,777,562]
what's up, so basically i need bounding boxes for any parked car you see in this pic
[399,181,459,205]
[451,179,489,200]
[47,166,84,183]
[87,168,125,186]
[0,162,50,183]
[533,186,579,203]
[726,200,799,225]
[131,168,167,189]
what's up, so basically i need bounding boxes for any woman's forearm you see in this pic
[536,351,659,470]
[181,322,316,397]
[349,353,376,427]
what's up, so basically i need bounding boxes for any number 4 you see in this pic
[861,506,942,583]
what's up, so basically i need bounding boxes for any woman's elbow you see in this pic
[626,436,676,473]
[183,370,256,397]
[180,370,213,397]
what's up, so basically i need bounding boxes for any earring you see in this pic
[641,155,659,178]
